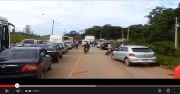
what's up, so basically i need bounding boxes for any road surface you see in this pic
[45,46,173,79]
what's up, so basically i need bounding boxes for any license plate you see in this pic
[142,59,149,61]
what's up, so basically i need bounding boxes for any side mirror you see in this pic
[12,29,15,33]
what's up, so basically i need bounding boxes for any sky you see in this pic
[0,0,179,35]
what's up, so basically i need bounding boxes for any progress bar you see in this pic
[18,85,180,87]
[20,85,96,87]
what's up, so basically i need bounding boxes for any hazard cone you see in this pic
[174,65,180,79]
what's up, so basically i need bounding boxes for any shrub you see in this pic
[149,41,177,56]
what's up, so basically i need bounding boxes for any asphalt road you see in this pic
[45,46,173,79]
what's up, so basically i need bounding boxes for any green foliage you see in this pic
[157,54,180,69]
[10,32,42,43]
[149,41,177,56]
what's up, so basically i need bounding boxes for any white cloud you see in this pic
[0,0,179,35]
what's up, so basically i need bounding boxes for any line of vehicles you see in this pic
[0,16,77,78]
[0,37,77,79]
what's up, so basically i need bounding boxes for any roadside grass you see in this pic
[157,54,180,69]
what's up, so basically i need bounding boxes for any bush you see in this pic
[149,41,177,56]
[126,39,147,46]
[157,54,180,69]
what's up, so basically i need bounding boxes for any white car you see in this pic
[64,41,73,49]
[111,45,156,66]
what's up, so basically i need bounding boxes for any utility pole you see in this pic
[175,17,178,49]
[127,28,129,41]
[52,20,54,35]
[122,30,124,39]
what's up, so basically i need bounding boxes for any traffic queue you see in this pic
[0,39,79,79]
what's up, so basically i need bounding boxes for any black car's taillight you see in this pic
[21,64,38,73]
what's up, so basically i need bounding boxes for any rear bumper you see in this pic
[0,73,36,79]
[128,57,156,63]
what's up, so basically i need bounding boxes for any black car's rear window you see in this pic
[23,40,34,44]
[132,48,152,52]
[0,49,38,59]
[38,45,56,51]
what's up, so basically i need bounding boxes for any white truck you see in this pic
[49,35,63,43]
[82,35,95,46]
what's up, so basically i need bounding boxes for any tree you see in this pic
[24,25,32,34]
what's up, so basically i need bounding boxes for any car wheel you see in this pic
[125,58,131,66]
[40,71,44,79]
[48,64,52,71]
[53,55,59,63]
[111,54,115,60]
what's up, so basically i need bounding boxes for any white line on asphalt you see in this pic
[68,53,82,78]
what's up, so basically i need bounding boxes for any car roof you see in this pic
[11,47,43,50]
[122,45,148,48]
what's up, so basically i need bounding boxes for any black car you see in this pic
[0,47,52,79]
[36,44,63,63]
[100,43,110,50]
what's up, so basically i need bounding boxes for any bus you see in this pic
[0,16,15,52]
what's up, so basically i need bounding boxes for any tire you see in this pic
[111,54,115,60]
[40,71,44,79]
[36,71,44,79]
[59,55,63,58]
[53,55,59,63]
[125,58,131,66]
[48,64,52,71]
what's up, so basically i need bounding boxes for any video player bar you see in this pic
[0,85,180,94]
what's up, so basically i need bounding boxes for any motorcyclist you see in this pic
[75,41,79,48]
[84,42,90,51]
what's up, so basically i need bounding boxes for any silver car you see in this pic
[111,45,156,66]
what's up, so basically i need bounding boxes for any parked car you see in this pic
[111,45,156,66]
[21,39,41,47]
[36,44,63,63]
[64,41,73,49]
[54,43,68,54]
[97,42,104,48]
[100,42,110,50]
[0,47,52,79]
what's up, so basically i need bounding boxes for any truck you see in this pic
[49,35,69,43]
[0,16,15,52]
[85,35,95,42]
[82,35,95,46]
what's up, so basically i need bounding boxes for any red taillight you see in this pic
[21,64,38,73]
[129,53,135,57]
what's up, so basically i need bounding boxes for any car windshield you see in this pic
[38,45,55,51]
[23,40,34,44]
[0,49,38,60]
[132,48,152,52]
[65,42,71,44]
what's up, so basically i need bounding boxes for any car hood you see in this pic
[0,59,39,64]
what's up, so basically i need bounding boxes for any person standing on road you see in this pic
[108,43,112,52]
[120,42,124,47]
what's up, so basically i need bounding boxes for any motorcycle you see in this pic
[84,47,89,54]
[105,48,117,55]
[75,44,79,49]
